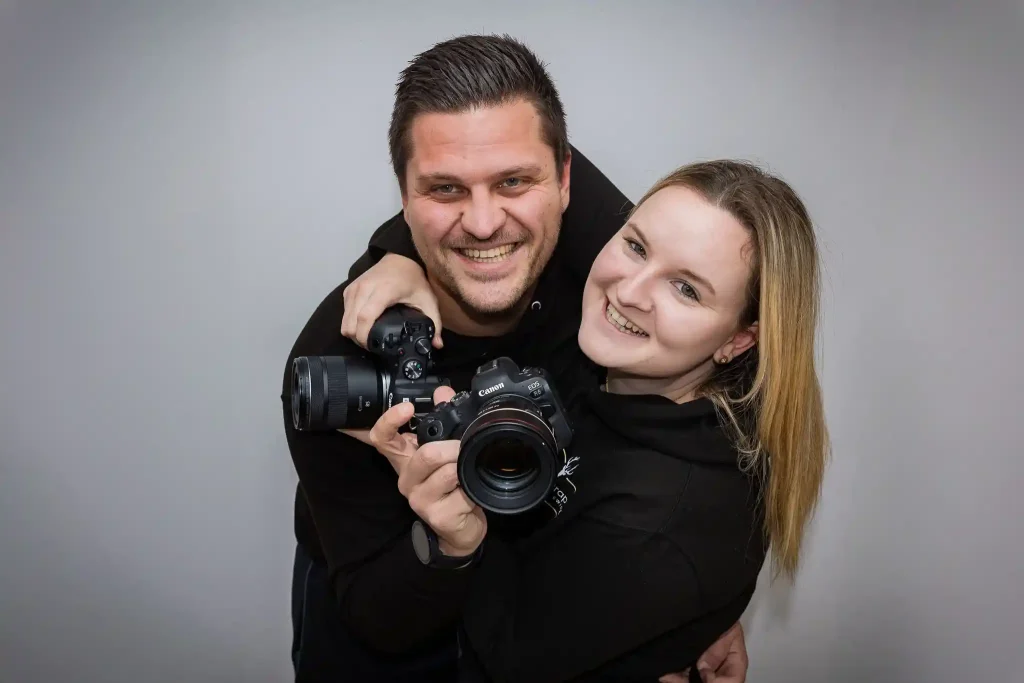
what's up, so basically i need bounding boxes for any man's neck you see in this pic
[430,276,534,338]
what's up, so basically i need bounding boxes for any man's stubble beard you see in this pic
[420,224,561,326]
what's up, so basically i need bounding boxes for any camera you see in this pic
[291,306,575,516]
[416,356,573,515]
[291,305,446,431]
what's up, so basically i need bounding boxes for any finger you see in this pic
[416,486,480,539]
[407,462,462,515]
[369,402,415,450]
[411,294,444,348]
[354,292,390,349]
[340,283,373,343]
[697,621,740,672]
[433,385,457,405]
[713,651,746,682]
[399,440,460,496]
[340,283,356,338]
[658,674,687,683]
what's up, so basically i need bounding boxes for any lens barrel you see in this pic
[457,396,559,514]
[291,355,386,431]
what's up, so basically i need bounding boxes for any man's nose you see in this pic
[461,190,504,240]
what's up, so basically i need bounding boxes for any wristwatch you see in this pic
[411,519,482,570]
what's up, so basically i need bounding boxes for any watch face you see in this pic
[411,521,431,564]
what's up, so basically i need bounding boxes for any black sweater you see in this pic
[281,146,632,653]
[456,389,768,682]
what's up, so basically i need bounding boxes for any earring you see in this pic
[717,356,730,364]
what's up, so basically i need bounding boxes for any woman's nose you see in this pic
[615,273,652,312]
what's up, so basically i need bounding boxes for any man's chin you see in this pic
[457,284,529,319]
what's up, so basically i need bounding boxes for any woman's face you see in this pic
[578,185,758,395]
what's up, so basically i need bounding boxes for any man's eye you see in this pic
[500,177,523,189]
[624,237,646,258]
[433,184,457,194]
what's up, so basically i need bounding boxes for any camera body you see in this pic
[365,305,447,419]
[417,356,573,515]
[291,305,446,431]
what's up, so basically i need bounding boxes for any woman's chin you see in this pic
[578,322,635,370]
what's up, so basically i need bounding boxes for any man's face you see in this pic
[401,100,570,316]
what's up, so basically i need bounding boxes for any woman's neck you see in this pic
[604,364,712,404]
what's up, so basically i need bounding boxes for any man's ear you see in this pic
[559,149,572,213]
[717,321,759,362]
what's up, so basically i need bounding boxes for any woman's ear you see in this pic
[715,321,758,363]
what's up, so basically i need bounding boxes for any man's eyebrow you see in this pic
[415,165,543,185]
[627,221,717,296]
[416,172,462,185]
[496,165,543,178]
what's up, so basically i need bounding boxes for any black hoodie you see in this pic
[457,387,769,683]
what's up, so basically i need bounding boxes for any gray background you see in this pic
[2,1,1022,681]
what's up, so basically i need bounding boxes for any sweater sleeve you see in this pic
[557,145,634,284]
[365,209,424,266]
[460,518,703,683]
[281,274,473,653]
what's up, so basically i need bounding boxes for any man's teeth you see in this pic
[459,244,518,262]
[606,303,648,337]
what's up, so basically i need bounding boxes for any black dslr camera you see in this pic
[291,305,446,431]
[291,305,574,515]
[416,356,573,515]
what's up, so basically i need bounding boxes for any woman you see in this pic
[344,160,829,681]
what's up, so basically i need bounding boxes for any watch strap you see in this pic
[411,519,481,570]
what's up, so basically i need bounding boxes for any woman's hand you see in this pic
[341,253,443,349]
[659,621,748,682]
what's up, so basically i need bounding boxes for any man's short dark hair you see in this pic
[388,34,569,191]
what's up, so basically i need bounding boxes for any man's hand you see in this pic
[658,622,748,683]
[341,252,443,349]
[396,386,486,557]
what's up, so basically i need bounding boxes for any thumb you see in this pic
[371,401,416,445]
[433,385,457,406]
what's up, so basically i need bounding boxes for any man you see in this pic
[282,34,748,681]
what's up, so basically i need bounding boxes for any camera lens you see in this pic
[291,355,387,431]
[475,438,540,492]
[458,396,558,514]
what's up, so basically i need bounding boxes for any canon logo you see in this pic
[478,382,505,397]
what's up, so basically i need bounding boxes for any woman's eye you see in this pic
[675,281,699,301]
[624,237,646,258]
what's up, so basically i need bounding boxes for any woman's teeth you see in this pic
[605,302,648,337]
[459,243,519,262]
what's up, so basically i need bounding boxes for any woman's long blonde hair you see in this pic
[632,160,830,579]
